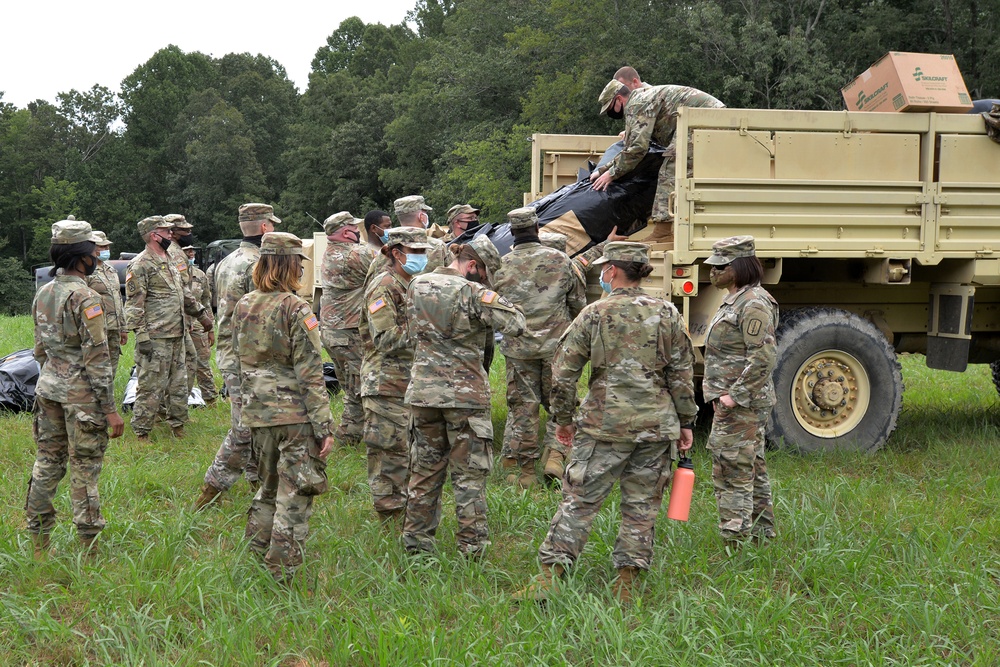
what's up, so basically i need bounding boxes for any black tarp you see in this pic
[0,349,40,413]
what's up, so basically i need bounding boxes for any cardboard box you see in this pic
[842,52,973,113]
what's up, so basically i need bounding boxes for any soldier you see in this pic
[164,214,200,394]
[87,230,127,381]
[125,217,213,441]
[494,208,586,488]
[319,211,376,446]
[195,203,279,509]
[515,242,697,603]
[184,244,218,404]
[395,195,450,270]
[591,80,725,244]
[429,204,480,242]
[364,209,393,253]
[235,232,334,583]
[702,235,778,546]
[358,228,432,523]
[28,219,125,558]
[403,236,526,557]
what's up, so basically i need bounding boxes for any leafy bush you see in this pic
[0,258,35,315]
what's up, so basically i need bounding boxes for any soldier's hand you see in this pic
[207,330,216,347]
[591,171,614,192]
[119,331,129,347]
[606,226,628,242]
[556,424,575,447]
[106,412,125,439]
[678,427,694,452]
[719,394,736,409]
[136,339,153,357]
[319,435,334,459]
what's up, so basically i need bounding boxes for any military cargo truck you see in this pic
[528,107,1000,453]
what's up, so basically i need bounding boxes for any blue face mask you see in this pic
[188,258,195,266]
[402,253,428,276]
[380,229,390,244]
[98,250,111,261]
[599,267,613,294]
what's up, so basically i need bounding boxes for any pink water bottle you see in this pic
[667,457,695,522]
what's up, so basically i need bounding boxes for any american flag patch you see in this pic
[579,256,590,266]
[84,304,104,320]
[481,290,498,304]
[177,262,188,272]
[369,298,386,314]
[125,272,133,282]
[304,314,319,330]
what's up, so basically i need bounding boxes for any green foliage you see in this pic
[0,258,34,315]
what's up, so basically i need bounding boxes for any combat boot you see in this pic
[80,534,99,560]
[31,532,50,560]
[194,483,222,511]
[512,563,565,603]
[171,425,186,439]
[507,460,537,489]
[543,450,565,483]
[136,433,151,443]
[500,456,518,471]
[612,566,641,604]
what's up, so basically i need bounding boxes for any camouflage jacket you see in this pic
[214,242,260,375]
[494,242,586,359]
[428,223,454,242]
[33,276,115,414]
[86,261,123,331]
[168,241,193,288]
[702,284,779,411]
[550,286,697,443]
[364,235,450,288]
[234,290,333,440]
[320,241,375,346]
[125,249,209,342]
[405,267,526,408]
[359,270,412,398]
[189,265,212,334]
[603,84,724,180]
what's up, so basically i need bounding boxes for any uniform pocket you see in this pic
[293,440,328,496]
[466,414,494,472]
[565,438,597,488]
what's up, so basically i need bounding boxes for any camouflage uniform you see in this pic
[365,234,449,287]
[164,214,199,395]
[236,232,333,582]
[403,237,526,555]
[702,236,778,541]
[27,221,115,542]
[320,212,376,444]
[188,262,218,402]
[495,208,586,469]
[87,250,124,380]
[538,242,697,571]
[597,81,724,229]
[125,217,211,436]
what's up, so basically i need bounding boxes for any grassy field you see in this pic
[2,314,999,665]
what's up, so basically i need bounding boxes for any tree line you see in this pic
[1,0,996,313]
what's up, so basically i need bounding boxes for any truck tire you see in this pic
[769,307,903,453]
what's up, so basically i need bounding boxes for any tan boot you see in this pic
[516,460,537,490]
[194,483,222,511]
[32,532,50,560]
[171,425,186,439]
[80,534,99,560]
[612,566,641,604]
[501,456,518,471]
[136,433,151,443]
[543,450,565,483]
[512,563,565,602]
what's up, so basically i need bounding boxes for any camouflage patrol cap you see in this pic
[599,79,629,116]
[704,235,756,265]
[394,195,432,216]
[92,230,113,246]
[323,211,363,235]
[539,231,568,253]
[51,219,102,245]
[238,203,281,225]
[164,213,193,230]
[468,235,501,287]
[446,204,480,225]
[260,232,309,259]
[137,215,173,237]
[384,227,432,249]
[507,207,538,231]
[594,241,650,265]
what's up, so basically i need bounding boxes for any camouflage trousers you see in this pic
[650,133,695,225]
[191,327,217,402]
[403,406,493,555]
[325,329,364,444]
[203,372,258,491]
[362,395,410,515]
[26,396,108,539]
[132,336,187,435]
[245,422,328,582]
[184,330,197,393]
[707,403,775,540]
[500,356,565,464]
[538,432,673,571]
[108,329,122,384]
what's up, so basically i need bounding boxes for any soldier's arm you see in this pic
[563,259,587,318]
[110,270,124,328]
[471,286,526,337]
[605,108,656,180]
[124,263,149,341]
[182,275,213,329]
[663,307,698,424]
[366,282,408,354]
[290,303,334,440]
[78,294,116,414]
[32,296,47,367]
[549,312,593,425]
[348,247,375,289]
[728,300,778,408]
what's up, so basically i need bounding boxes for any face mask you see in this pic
[345,229,360,243]
[98,250,111,261]
[380,229,389,244]
[710,265,734,289]
[188,258,195,266]
[156,235,171,251]
[82,255,98,276]
[599,267,613,294]
[465,266,484,284]
[402,253,428,276]
[178,234,194,247]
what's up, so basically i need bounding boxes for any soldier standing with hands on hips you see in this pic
[27,219,125,558]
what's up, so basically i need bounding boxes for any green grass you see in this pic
[2,317,1000,665]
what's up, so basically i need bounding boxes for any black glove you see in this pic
[137,339,153,357]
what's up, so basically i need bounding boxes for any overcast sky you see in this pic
[1,0,417,109]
